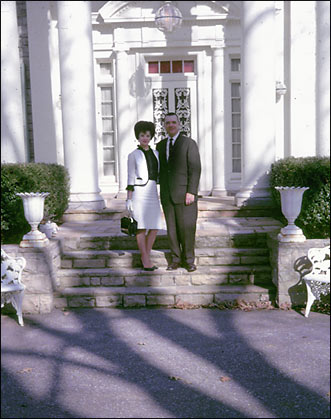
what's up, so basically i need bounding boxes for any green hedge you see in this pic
[1,163,70,244]
[269,156,330,238]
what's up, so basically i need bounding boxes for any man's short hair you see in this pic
[164,112,179,122]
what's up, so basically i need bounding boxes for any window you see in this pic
[231,82,241,173]
[100,87,116,177]
[231,58,240,72]
[160,61,171,73]
[147,59,195,74]
[99,62,112,76]
[148,62,159,73]
[184,60,194,73]
[172,60,182,73]
[230,57,241,173]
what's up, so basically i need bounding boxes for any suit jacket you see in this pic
[156,133,201,205]
[127,148,160,187]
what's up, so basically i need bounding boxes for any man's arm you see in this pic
[187,140,201,197]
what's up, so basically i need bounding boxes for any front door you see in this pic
[138,75,197,145]
[150,80,197,143]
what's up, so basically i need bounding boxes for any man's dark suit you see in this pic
[156,132,201,265]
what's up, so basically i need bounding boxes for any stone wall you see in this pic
[267,232,330,307]
[2,240,61,314]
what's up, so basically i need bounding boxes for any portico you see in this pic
[1,1,329,208]
[92,0,242,197]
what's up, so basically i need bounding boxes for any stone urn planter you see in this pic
[16,192,50,247]
[275,186,309,242]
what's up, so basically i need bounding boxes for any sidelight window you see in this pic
[230,58,241,173]
[100,86,116,177]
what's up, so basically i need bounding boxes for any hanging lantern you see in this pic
[155,1,183,33]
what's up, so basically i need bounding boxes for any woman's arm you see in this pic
[127,189,133,200]
[127,152,136,186]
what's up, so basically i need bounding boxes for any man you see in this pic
[156,113,201,272]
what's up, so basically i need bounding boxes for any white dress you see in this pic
[132,180,164,230]
[127,147,164,230]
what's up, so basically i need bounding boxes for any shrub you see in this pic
[1,163,70,244]
[269,156,330,238]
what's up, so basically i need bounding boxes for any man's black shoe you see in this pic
[185,263,197,272]
[167,262,180,270]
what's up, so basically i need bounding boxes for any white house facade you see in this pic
[1,1,330,210]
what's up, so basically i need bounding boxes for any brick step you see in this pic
[57,264,271,288]
[61,248,270,269]
[54,283,276,309]
[62,231,271,251]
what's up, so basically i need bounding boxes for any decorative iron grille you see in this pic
[152,88,169,143]
[175,88,191,137]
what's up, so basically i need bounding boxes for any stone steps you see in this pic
[55,283,276,309]
[55,210,282,309]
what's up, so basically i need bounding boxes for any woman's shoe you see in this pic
[143,266,157,271]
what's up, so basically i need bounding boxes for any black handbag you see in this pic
[121,216,138,236]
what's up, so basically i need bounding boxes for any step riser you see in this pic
[62,247,269,257]
[62,234,269,252]
[55,288,275,309]
[61,255,270,269]
[57,269,271,288]
[62,209,274,222]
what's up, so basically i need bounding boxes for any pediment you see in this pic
[98,1,157,22]
[96,1,241,24]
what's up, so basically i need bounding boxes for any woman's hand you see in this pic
[126,199,134,213]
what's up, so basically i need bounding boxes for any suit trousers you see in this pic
[162,200,198,265]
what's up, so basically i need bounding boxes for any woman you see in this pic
[126,121,164,271]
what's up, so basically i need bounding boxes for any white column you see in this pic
[1,1,27,163]
[196,50,212,195]
[211,47,226,196]
[235,1,276,207]
[316,0,330,157]
[115,49,131,194]
[275,2,286,160]
[57,1,105,210]
[289,1,316,157]
[26,1,58,163]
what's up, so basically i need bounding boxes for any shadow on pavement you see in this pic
[1,308,330,418]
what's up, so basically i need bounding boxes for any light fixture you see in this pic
[276,81,287,96]
[155,1,183,33]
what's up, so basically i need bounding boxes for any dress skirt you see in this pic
[131,180,164,230]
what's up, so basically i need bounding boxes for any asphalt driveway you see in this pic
[1,307,330,418]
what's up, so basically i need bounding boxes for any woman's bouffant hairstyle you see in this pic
[134,121,155,140]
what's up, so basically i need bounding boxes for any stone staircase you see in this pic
[54,197,282,309]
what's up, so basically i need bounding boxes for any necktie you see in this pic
[169,138,174,159]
